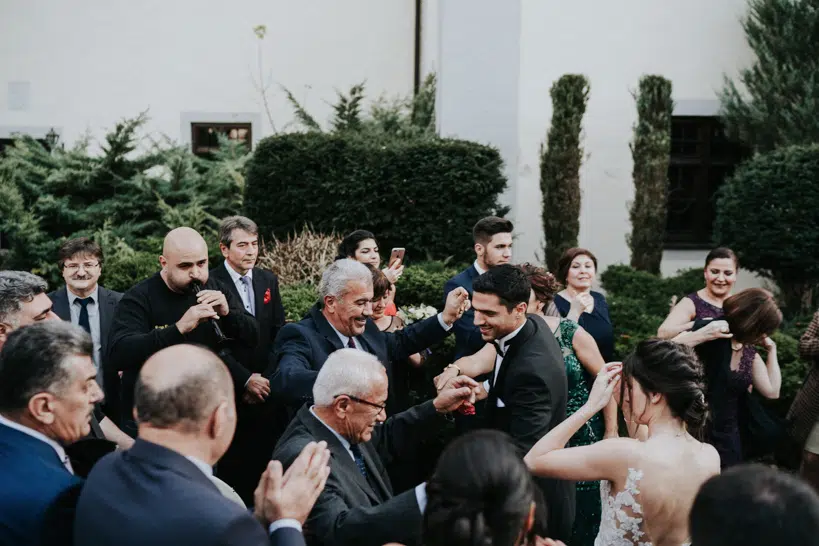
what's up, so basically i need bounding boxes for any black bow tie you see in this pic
[492,341,506,357]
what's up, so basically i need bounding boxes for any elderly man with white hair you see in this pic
[273,349,479,546]
[266,258,470,417]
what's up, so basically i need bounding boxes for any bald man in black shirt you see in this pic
[107,227,259,436]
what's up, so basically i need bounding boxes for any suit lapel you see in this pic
[360,442,391,501]
[214,263,243,305]
[300,407,382,503]
[493,319,535,395]
[51,287,71,322]
[311,305,345,352]
[98,287,117,355]
[251,268,266,317]
[359,322,388,362]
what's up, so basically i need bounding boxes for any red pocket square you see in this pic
[263,288,271,304]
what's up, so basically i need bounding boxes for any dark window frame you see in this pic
[190,122,252,158]
[664,116,749,249]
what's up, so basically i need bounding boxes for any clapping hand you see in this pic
[253,441,331,527]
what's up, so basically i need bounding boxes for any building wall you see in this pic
[0,0,416,147]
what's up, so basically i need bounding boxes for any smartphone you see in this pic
[389,248,405,267]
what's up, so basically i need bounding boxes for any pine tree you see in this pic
[540,74,590,272]
[628,75,673,275]
[721,0,819,151]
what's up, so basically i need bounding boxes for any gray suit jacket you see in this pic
[273,403,440,546]
[49,285,123,421]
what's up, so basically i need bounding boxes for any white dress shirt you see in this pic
[67,285,102,374]
[483,320,527,407]
[309,407,427,512]
[473,260,487,276]
[223,261,255,316]
[0,413,73,474]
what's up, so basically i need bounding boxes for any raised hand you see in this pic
[585,362,622,413]
[442,287,471,326]
[196,289,229,316]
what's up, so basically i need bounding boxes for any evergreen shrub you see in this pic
[244,133,508,264]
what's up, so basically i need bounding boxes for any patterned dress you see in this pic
[686,292,723,320]
[554,318,605,546]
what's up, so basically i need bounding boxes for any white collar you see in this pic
[497,320,527,354]
[185,455,214,478]
[473,260,487,276]
[0,413,73,474]
[67,284,99,305]
[309,406,352,451]
[327,321,356,348]
[223,260,253,284]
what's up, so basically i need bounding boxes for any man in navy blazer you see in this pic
[0,320,103,546]
[74,344,330,546]
[444,216,514,359]
[265,259,470,417]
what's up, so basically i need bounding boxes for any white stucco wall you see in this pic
[0,0,416,147]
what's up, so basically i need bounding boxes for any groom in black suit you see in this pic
[210,215,288,505]
[467,264,574,542]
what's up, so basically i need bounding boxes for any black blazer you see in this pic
[49,285,123,421]
[210,263,286,373]
[443,265,484,359]
[73,439,305,546]
[483,315,575,542]
[273,403,438,546]
[266,303,450,416]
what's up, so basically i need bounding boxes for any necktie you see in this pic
[76,297,93,333]
[239,276,255,316]
[350,444,368,479]
[347,337,356,349]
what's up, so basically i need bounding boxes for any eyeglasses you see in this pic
[334,394,387,414]
[63,262,100,272]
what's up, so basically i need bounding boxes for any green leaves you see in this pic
[540,74,590,272]
[628,75,673,275]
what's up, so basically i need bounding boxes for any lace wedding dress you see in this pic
[594,468,690,546]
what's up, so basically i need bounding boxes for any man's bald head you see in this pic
[135,344,233,433]
[159,227,210,292]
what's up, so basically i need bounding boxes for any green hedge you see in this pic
[244,133,508,264]
[280,283,319,322]
[396,262,462,309]
[602,264,810,407]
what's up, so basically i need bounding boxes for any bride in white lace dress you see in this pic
[524,340,720,546]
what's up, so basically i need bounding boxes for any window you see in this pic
[190,123,252,158]
[665,116,749,248]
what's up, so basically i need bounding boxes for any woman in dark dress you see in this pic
[553,248,615,361]
[658,247,739,338]
[677,288,783,468]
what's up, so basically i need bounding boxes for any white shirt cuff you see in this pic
[244,377,251,387]
[415,482,428,513]
[482,380,491,393]
[437,313,453,331]
[269,518,302,535]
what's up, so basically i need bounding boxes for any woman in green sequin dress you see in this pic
[522,263,619,546]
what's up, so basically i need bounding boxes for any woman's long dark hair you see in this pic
[424,430,536,546]
[621,339,709,438]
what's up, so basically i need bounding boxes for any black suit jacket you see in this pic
[49,285,123,421]
[266,303,450,416]
[273,403,437,546]
[443,265,484,359]
[73,439,304,546]
[484,315,575,542]
[210,263,286,373]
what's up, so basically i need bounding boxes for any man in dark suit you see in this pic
[443,216,514,360]
[266,258,470,417]
[74,344,330,546]
[0,321,103,546]
[467,264,573,542]
[273,348,479,546]
[48,238,124,421]
[210,215,287,504]
[107,227,259,437]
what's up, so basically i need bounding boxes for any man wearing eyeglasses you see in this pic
[273,349,480,546]
[49,238,124,425]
